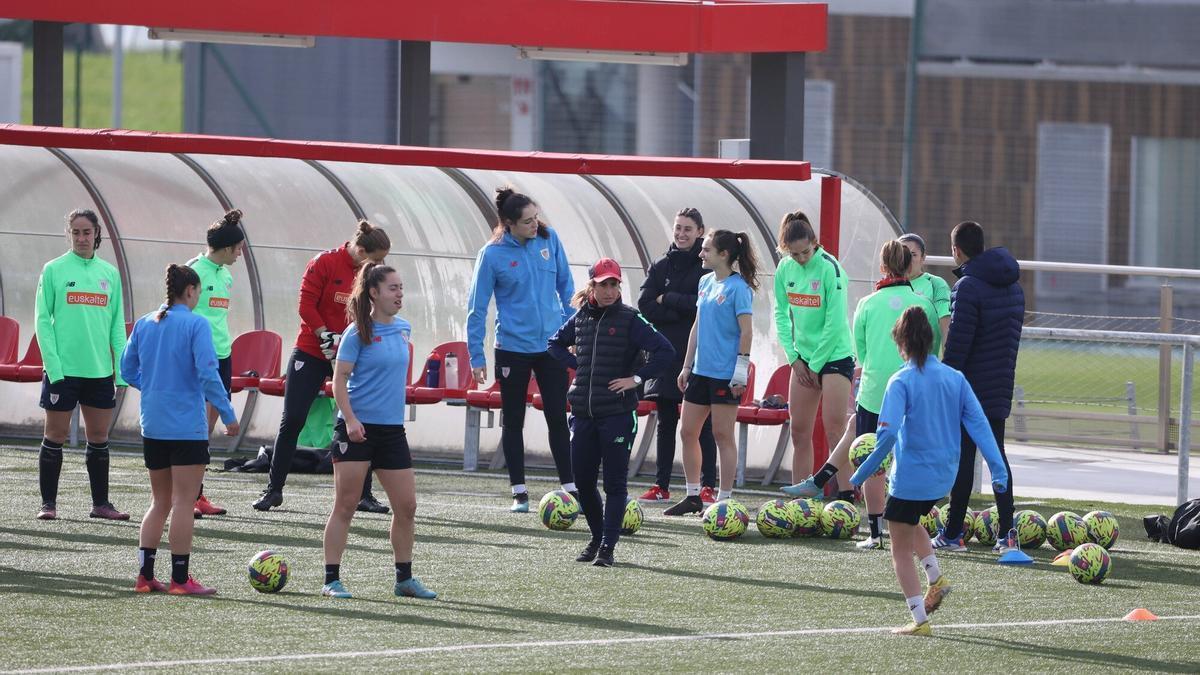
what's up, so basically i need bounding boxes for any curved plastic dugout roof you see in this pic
[0,127,902,460]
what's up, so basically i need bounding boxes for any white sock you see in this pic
[511,484,527,495]
[686,483,701,497]
[717,490,732,500]
[561,482,577,493]
[906,595,928,624]
[921,554,941,584]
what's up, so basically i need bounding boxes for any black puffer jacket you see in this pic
[547,301,674,418]
[943,247,1025,419]
[637,240,705,400]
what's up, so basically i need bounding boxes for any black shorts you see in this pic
[884,496,939,525]
[40,374,116,411]
[217,356,232,397]
[810,355,855,383]
[683,373,740,406]
[332,419,413,470]
[855,405,879,436]
[143,437,211,470]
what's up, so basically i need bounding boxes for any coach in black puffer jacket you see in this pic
[942,246,1025,418]
[939,221,1025,544]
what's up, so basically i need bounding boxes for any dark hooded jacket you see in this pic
[943,247,1025,419]
[637,240,705,400]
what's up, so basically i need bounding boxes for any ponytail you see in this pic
[570,279,596,309]
[880,240,913,279]
[491,186,547,242]
[709,229,760,291]
[777,210,817,254]
[892,306,934,370]
[347,262,397,344]
[352,219,391,254]
[156,264,200,322]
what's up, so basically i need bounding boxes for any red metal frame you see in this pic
[3,1,826,54]
[0,125,811,181]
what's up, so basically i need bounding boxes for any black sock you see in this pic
[138,547,157,579]
[324,564,340,585]
[837,490,855,503]
[38,439,64,505]
[170,554,190,585]
[197,483,204,500]
[85,442,111,506]
[869,514,883,539]
[513,492,529,503]
[812,462,838,488]
[395,561,413,583]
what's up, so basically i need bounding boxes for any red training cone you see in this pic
[1124,608,1159,622]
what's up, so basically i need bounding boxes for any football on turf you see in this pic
[973,507,999,546]
[961,509,978,544]
[1082,510,1120,549]
[621,497,644,535]
[1014,509,1048,549]
[248,550,289,593]
[756,499,797,538]
[821,500,860,539]
[538,490,580,531]
[702,499,750,541]
[788,498,821,537]
[1046,511,1089,551]
[1068,542,1111,584]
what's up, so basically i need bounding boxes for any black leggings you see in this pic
[496,349,573,487]
[269,348,374,498]
[653,400,716,490]
[943,417,1014,538]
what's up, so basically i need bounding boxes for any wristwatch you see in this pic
[632,375,643,385]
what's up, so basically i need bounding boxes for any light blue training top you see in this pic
[693,272,754,380]
[120,304,236,440]
[336,317,412,426]
[851,355,1010,501]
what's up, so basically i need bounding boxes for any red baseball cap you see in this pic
[589,258,622,282]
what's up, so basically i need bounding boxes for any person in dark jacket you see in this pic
[548,258,674,568]
[635,208,718,505]
[933,221,1025,553]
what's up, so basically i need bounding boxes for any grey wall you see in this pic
[184,38,399,143]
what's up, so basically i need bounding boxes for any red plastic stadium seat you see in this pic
[228,330,283,393]
[0,334,45,383]
[464,379,502,408]
[258,377,286,396]
[531,368,575,411]
[636,399,656,416]
[737,363,787,425]
[0,316,19,366]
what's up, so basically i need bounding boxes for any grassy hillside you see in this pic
[21,48,183,132]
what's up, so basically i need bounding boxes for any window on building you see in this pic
[1035,122,1112,295]
[1131,137,1200,271]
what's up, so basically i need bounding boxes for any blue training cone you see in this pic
[997,528,1034,565]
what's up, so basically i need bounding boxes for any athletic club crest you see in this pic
[716,294,726,305]
[49,394,59,405]
[295,361,304,371]
[810,280,821,291]
[337,441,348,454]
[501,367,510,378]
[99,279,109,292]
[540,248,550,261]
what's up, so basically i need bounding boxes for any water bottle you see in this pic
[425,353,441,387]
[443,352,459,389]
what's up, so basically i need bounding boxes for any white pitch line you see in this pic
[5,614,1200,674]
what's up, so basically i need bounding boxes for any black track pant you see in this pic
[943,417,1014,539]
[653,400,716,490]
[269,348,373,498]
[496,349,573,487]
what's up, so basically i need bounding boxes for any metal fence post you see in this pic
[1159,282,1174,454]
[1178,343,1193,504]
[1127,381,1140,449]
[1013,385,1027,442]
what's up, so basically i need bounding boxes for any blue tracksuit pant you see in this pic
[570,412,636,548]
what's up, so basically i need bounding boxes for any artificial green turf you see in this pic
[1,444,1198,673]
